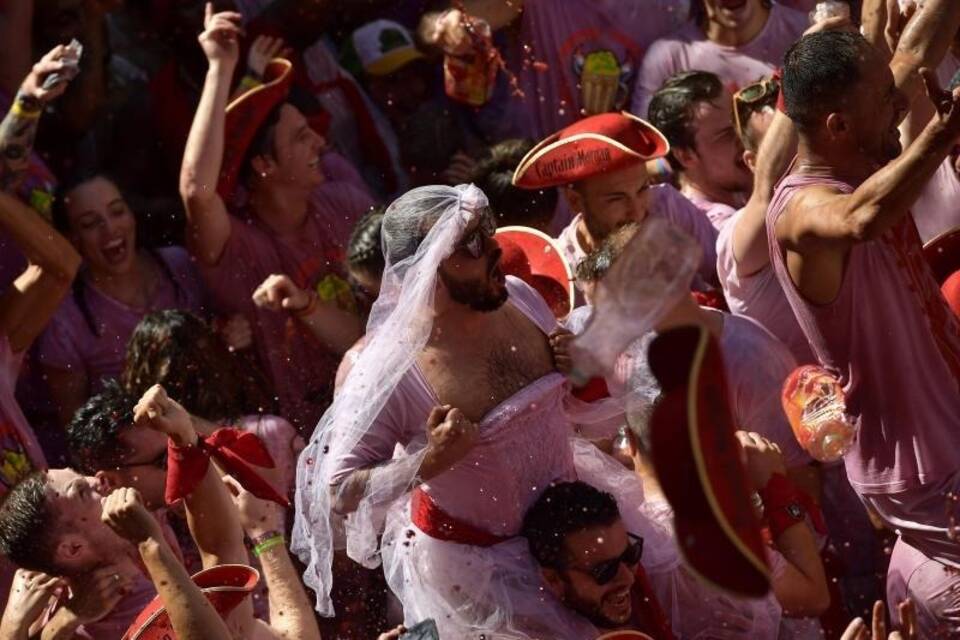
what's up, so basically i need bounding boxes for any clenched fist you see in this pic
[101,487,163,545]
[422,405,478,478]
[252,274,313,314]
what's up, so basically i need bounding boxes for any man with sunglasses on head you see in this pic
[648,70,754,232]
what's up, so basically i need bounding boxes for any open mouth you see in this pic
[718,0,748,9]
[102,237,128,265]
[605,587,632,617]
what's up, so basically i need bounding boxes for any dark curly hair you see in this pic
[347,206,386,278]
[522,481,621,569]
[121,310,275,422]
[0,472,60,575]
[65,379,136,474]
[470,139,558,231]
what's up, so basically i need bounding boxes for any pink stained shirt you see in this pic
[912,158,960,244]
[716,207,816,364]
[684,191,739,232]
[503,0,690,139]
[767,173,960,493]
[590,305,810,468]
[329,277,582,537]
[631,2,809,117]
[35,247,205,394]
[0,336,47,610]
[555,184,720,288]
[200,183,375,434]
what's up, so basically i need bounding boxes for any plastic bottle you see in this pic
[809,0,851,24]
[781,365,856,463]
[443,16,498,107]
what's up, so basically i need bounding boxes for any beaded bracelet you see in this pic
[252,534,285,557]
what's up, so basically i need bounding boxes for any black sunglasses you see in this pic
[568,533,644,585]
[116,448,168,471]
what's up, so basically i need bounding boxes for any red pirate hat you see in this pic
[216,58,294,203]
[924,226,960,285]
[512,112,669,189]
[495,226,575,318]
[123,564,260,640]
[647,325,770,598]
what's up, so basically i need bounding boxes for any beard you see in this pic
[561,582,632,630]
[440,262,508,312]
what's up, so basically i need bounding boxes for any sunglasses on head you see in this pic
[458,209,497,259]
[568,532,644,586]
[732,76,780,144]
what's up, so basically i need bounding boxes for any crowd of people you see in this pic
[0,0,957,637]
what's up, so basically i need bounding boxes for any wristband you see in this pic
[294,291,318,318]
[10,99,41,120]
[253,534,285,557]
[759,473,827,540]
[165,428,290,508]
[758,472,806,539]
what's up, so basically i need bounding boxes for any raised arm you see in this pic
[179,4,242,266]
[890,0,960,104]
[101,488,233,640]
[0,45,75,194]
[777,72,960,258]
[419,1,523,54]
[731,110,798,277]
[738,432,829,617]
[252,274,362,355]
[0,190,80,352]
[132,385,247,567]
[226,478,321,640]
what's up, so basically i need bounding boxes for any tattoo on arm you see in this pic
[0,97,41,193]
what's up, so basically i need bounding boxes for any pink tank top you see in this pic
[767,173,960,493]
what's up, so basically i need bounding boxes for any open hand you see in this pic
[920,67,960,137]
[252,274,313,313]
[134,384,197,447]
[842,599,917,639]
[64,565,132,624]
[0,569,64,633]
[199,2,243,67]
[223,475,284,538]
[246,35,291,79]
[735,431,786,491]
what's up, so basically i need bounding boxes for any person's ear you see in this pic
[540,567,567,601]
[53,533,88,567]
[671,146,698,172]
[563,185,585,213]
[825,112,848,139]
[95,470,121,494]
[743,149,758,174]
[250,154,276,179]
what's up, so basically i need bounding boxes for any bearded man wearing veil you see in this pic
[291,119,782,639]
